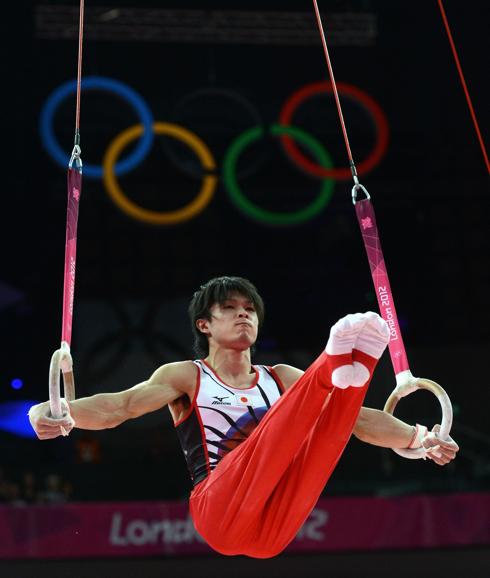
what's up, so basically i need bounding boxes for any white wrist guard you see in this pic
[407,424,428,449]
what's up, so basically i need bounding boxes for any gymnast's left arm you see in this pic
[353,407,459,466]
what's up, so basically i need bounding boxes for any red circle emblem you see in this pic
[279,81,389,180]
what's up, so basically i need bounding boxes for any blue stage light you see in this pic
[0,400,39,438]
[11,378,24,390]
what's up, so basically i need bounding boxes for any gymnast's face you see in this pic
[198,292,259,352]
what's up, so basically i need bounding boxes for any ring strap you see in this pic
[354,197,410,376]
[61,167,82,346]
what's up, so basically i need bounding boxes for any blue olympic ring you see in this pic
[39,76,154,179]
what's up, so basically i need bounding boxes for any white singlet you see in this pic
[174,359,284,485]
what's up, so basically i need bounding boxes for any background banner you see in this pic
[1,492,488,559]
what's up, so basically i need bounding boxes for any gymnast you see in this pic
[29,276,459,558]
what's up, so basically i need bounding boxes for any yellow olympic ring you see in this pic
[103,122,217,225]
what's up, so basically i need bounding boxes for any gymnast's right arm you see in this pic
[28,360,196,440]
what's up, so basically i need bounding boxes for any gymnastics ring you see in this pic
[279,81,389,180]
[103,122,218,225]
[49,341,76,420]
[383,370,453,459]
[40,76,154,179]
[161,87,268,180]
[223,124,335,225]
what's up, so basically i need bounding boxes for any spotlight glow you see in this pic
[11,378,24,390]
[0,400,39,438]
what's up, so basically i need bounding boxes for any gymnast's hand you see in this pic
[422,424,459,466]
[28,399,75,440]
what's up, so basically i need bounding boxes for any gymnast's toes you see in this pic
[354,312,390,359]
[325,313,369,356]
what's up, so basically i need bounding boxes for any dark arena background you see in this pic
[1,1,489,576]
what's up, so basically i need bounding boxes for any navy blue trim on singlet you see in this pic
[203,424,232,440]
[247,405,260,425]
[207,450,227,462]
[199,405,249,437]
[206,438,243,453]
[256,382,272,409]
[199,365,236,395]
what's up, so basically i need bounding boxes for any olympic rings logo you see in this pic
[40,75,389,226]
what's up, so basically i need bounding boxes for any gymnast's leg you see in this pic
[190,312,389,557]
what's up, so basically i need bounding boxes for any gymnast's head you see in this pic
[188,276,265,358]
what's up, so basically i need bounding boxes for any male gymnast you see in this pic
[29,276,459,558]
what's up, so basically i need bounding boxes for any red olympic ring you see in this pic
[279,81,389,180]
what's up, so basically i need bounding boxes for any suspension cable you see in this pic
[312,0,359,184]
[74,0,85,147]
[436,0,489,174]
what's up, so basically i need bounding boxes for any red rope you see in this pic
[437,0,490,174]
[75,0,85,135]
[312,0,357,178]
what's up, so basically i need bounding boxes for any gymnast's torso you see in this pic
[173,359,284,485]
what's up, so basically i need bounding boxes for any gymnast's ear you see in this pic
[196,318,210,335]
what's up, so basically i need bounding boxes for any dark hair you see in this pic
[188,276,265,358]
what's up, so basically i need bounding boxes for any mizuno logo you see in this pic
[212,396,231,405]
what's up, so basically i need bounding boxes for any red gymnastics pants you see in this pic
[189,348,378,558]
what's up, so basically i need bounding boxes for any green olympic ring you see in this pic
[223,124,335,225]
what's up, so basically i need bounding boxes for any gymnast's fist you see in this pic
[422,424,459,466]
[28,399,75,440]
